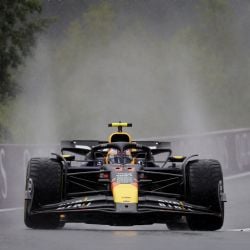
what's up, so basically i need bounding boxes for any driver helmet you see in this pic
[106,148,132,164]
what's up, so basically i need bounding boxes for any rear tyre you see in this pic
[186,159,224,231]
[24,158,64,229]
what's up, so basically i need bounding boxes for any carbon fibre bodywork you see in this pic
[25,123,225,229]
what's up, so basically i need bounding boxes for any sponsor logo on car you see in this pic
[158,199,192,211]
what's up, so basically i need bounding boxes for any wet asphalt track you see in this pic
[0,173,250,250]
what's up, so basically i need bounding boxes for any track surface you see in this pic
[0,174,250,250]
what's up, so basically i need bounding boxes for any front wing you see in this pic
[29,195,221,226]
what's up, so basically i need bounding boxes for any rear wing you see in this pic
[61,140,107,155]
[135,141,171,149]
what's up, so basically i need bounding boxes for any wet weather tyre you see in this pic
[186,159,224,231]
[24,158,64,229]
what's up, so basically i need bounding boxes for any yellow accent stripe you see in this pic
[173,156,185,159]
[62,154,72,158]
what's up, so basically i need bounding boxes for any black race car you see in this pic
[24,122,226,230]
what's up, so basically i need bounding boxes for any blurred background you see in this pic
[1,0,250,144]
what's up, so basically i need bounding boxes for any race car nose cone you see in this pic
[112,183,138,204]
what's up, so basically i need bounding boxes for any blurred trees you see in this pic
[54,1,115,79]
[0,0,48,141]
[167,0,246,130]
[0,0,48,99]
[51,2,116,138]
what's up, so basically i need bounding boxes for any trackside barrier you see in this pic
[0,145,57,209]
[148,128,250,174]
[1,128,250,208]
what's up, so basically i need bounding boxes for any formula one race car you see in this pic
[24,122,226,230]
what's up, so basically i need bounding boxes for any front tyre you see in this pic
[24,158,64,229]
[186,159,224,231]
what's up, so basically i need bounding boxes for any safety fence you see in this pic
[162,128,250,175]
[1,128,250,208]
[0,145,57,209]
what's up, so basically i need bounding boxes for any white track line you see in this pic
[224,171,250,181]
[228,228,250,232]
[0,207,23,213]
